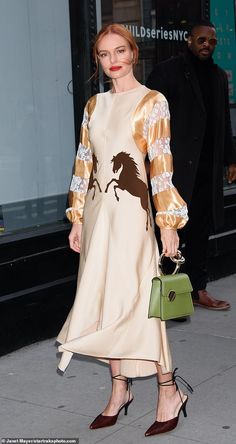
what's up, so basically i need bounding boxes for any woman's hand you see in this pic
[160,228,179,257]
[68,223,83,253]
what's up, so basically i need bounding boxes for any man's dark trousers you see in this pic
[180,167,212,298]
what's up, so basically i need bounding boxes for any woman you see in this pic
[57,24,191,437]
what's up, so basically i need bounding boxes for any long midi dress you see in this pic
[57,85,188,378]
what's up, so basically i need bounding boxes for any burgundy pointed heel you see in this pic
[145,368,193,437]
[89,374,133,430]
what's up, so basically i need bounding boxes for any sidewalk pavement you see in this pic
[0,274,236,444]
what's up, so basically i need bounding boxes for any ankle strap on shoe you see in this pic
[158,368,193,406]
[172,368,193,394]
[112,374,133,391]
[158,368,193,394]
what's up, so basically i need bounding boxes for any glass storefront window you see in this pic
[0,0,75,236]
[210,0,236,193]
[98,0,236,195]
[210,0,236,105]
[99,0,202,84]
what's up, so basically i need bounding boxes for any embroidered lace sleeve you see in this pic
[145,94,188,230]
[66,98,95,224]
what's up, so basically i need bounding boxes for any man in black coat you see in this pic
[147,20,236,310]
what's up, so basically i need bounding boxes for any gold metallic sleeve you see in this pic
[66,96,97,224]
[152,190,188,230]
[134,91,188,230]
[66,192,86,224]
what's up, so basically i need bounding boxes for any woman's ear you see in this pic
[187,37,192,47]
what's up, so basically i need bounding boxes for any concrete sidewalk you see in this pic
[0,274,236,444]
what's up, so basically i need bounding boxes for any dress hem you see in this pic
[57,345,171,377]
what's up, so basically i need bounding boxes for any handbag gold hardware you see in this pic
[148,250,194,320]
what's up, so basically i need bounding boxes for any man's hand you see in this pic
[68,223,82,253]
[226,163,236,184]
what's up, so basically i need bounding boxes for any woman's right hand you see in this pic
[68,223,82,253]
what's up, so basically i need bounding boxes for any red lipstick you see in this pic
[110,66,122,71]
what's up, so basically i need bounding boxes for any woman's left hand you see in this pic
[160,228,179,257]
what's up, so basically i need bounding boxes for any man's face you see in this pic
[188,26,217,61]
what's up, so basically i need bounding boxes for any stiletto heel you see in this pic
[89,374,133,429]
[182,398,188,418]
[145,368,193,437]
[124,401,130,415]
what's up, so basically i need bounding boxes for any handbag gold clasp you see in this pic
[168,291,176,302]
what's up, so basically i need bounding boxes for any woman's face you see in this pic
[97,33,134,79]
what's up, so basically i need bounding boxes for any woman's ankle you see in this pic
[159,384,176,398]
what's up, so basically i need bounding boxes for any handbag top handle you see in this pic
[158,250,185,276]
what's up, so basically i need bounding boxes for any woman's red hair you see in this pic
[93,23,139,77]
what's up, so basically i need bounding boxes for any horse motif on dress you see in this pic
[88,154,102,200]
[105,151,151,230]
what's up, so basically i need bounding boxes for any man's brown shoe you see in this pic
[193,290,230,311]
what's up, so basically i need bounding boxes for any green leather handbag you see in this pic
[148,251,194,321]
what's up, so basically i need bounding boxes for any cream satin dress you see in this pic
[57,85,188,378]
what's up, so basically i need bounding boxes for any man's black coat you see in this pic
[146,53,236,231]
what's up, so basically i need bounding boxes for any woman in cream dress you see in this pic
[57,24,191,436]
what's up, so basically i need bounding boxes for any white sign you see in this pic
[126,25,188,41]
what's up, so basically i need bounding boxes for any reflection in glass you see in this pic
[101,0,201,83]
